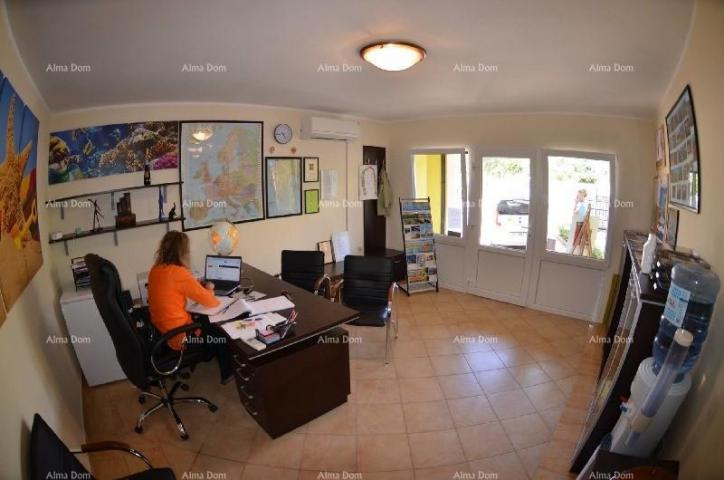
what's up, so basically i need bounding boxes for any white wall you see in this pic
[656,1,724,477]
[47,104,389,294]
[0,2,84,477]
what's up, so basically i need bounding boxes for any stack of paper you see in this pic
[208,295,295,324]
[220,312,287,343]
[186,296,238,315]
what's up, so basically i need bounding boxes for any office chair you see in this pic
[278,250,332,297]
[85,254,218,440]
[30,413,175,480]
[340,255,399,363]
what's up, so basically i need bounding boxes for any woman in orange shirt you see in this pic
[148,231,232,383]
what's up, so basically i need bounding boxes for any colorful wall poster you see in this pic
[48,121,179,184]
[0,70,42,325]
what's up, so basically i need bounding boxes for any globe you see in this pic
[208,221,240,255]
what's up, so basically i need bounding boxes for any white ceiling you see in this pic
[6,0,694,120]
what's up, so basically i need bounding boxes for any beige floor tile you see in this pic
[418,325,452,339]
[393,340,428,359]
[402,400,455,433]
[356,403,406,434]
[395,356,436,378]
[448,395,497,427]
[487,389,537,420]
[243,464,298,480]
[424,338,462,356]
[495,347,536,367]
[555,376,578,397]
[539,405,565,431]
[552,421,584,444]
[474,368,520,394]
[355,470,414,480]
[399,377,444,403]
[538,439,577,473]
[200,423,257,462]
[469,452,528,480]
[408,429,466,468]
[501,413,551,449]
[430,354,472,375]
[301,434,357,471]
[189,453,245,480]
[458,339,494,354]
[464,351,505,371]
[438,373,484,399]
[539,359,577,381]
[508,363,551,387]
[356,378,401,404]
[305,402,356,435]
[457,422,514,461]
[415,462,471,480]
[524,382,567,411]
[518,443,548,477]
[353,359,397,380]
[357,434,412,472]
[247,432,305,469]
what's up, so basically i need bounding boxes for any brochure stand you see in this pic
[399,198,439,295]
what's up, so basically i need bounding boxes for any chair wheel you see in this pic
[138,395,146,404]
[208,404,219,412]
[181,383,190,391]
[180,433,189,440]
[134,426,143,434]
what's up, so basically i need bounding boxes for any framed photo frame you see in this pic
[304,157,320,182]
[656,125,666,168]
[665,85,701,213]
[317,240,334,264]
[179,121,264,230]
[265,156,302,218]
[665,207,679,248]
[305,189,320,214]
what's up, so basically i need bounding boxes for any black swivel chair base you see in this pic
[135,378,218,440]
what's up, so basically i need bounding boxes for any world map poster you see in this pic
[48,121,179,184]
[0,70,42,326]
[180,121,264,230]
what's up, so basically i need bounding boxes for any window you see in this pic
[546,155,612,260]
[480,157,531,251]
[412,152,464,237]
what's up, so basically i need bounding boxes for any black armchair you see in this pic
[278,250,332,298]
[30,413,175,480]
[341,255,399,363]
[85,254,218,440]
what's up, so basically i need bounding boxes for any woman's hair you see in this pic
[154,230,190,267]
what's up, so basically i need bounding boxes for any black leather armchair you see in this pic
[341,255,399,363]
[278,250,332,298]
[30,413,175,480]
[85,254,218,440]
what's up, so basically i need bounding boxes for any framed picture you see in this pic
[317,240,334,264]
[305,189,320,214]
[665,85,700,213]
[179,121,264,230]
[655,176,668,241]
[304,157,319,182]
[666,207,679,248]
[656,125,666,168]
[359,164,378,200]
[265,156,302,218]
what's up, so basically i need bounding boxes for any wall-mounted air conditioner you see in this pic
[300,116,360,141]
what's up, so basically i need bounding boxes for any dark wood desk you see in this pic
[222,264,359,438]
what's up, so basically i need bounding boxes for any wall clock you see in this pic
[274,123,293,144]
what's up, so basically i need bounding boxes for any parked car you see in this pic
[493,199,529,249]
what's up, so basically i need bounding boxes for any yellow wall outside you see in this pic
[413,154,443,234]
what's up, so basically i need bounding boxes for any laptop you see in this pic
[204,255,242,296]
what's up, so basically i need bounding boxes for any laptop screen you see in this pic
[205,256,242,282]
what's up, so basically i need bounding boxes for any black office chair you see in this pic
[341,255,399,363]
[29,413,175,480]
[85,254,218,440]
[278,250,331,297]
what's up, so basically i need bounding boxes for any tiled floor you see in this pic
[83,289,602,479]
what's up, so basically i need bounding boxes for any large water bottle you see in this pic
[652,262,720,376]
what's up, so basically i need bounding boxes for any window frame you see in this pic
[409,148,468,246]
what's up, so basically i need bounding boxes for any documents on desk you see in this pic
[221,312,288,351]
[186,295,237,315]
[208,295,295,323]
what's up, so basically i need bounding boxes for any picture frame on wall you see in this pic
[179,120,264,230]
[265,156,302,218]
[318,240,334,264]
[304,157,320,182]
[305,189,320,214]
[666,207,679,248]
[665,85,701,213]
[656,125,666,168]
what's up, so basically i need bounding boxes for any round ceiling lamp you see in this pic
[360,41,426,72]
[191,124,214,142]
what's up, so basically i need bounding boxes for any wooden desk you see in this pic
[222,264,359,438]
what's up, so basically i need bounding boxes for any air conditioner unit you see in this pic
[300,116,360,140]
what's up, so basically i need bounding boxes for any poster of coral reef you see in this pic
[0,70,42,326]
[48,121,179,184]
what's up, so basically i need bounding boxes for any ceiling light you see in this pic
[192,125,213,142]
[360,41,426,72]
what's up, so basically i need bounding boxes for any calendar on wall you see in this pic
[399,198,439,295]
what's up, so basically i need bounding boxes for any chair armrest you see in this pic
[150,323,202,376]
[313,274,331,297]
[71,441,153,470]
[386,282,398,313]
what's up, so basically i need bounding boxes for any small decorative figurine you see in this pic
[168,202,177,221]
[89,198,104,232]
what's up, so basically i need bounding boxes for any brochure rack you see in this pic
[399,198,439,295]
